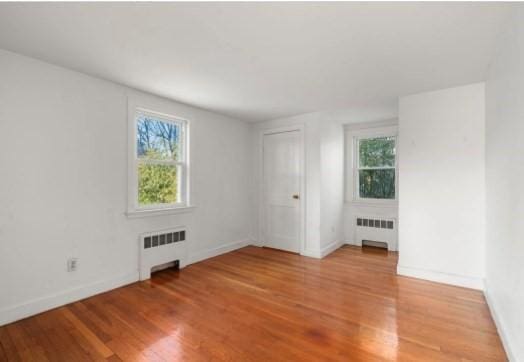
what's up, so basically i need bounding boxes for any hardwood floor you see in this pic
[0,246,506,361]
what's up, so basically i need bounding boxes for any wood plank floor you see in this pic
[0,246,506,361]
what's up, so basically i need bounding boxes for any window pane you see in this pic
[138,163,179,205]
[359,169,395,199]
[359,137,395,168]
[136,114,181,160]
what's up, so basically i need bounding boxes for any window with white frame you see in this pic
[356,136,396,200]
[352,129,397,201]
[130,109,189,212]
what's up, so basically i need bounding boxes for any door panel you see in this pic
[263,131,301,253]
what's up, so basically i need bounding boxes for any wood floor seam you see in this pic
[0,245,507,361]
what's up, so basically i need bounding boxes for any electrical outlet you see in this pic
[67,258,78,272]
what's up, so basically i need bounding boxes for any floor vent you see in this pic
[139,227,187,281]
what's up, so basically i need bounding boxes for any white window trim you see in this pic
[346,124,398,206]
[127,107,193,218]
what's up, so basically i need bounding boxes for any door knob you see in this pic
[292,194,300,200]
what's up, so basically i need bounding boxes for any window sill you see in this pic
[126,205,196,219]
[345,200,398,208]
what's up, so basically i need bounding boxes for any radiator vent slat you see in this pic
[356,218,394,229]
[144,230,186,249]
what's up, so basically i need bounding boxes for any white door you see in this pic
[263,130,301,253]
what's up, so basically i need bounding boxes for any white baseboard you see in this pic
[249,239,264,247]
[484,283,518,362]
[0,271,139,327]
[301,241,343,259]
[320,240,343,258]
[0,239,254,327]
[397,265,484,290]
[301,248,321,258]
[188,239,252,265]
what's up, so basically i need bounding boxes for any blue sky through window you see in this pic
[136,115,180,160]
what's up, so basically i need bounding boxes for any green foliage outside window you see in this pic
[359,169,395,199]
[359,137,395,168]
[138,161,178,205]
[358,137,396,199]
[136,115,181,206]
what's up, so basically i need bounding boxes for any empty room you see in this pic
[0,2,523,361]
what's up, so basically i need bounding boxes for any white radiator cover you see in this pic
[354,216,397,251]
[139,226,188,280]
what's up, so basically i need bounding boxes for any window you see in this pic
[129,108,189,214]
[356,135,396,200]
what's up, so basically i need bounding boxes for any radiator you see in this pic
[139,226,188,280]
[355,216,397,251]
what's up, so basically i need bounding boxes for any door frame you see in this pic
[258,124,306,255]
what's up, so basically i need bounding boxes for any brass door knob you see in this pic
[292,194,300,200]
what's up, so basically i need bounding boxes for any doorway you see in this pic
[262,128,304,253]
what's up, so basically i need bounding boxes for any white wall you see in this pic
[316,106,399,246]
[485,6,524,361]
[0,49,252,325]
[319,120,344,253]
[397,83,486,290]
[343,120,399,248]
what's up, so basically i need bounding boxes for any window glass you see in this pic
[358,137,395,168]
[358,169,395,199]
[136,115,181,161]
[138,164,180,205]
[133,111,187,209]
[358,136,396,200]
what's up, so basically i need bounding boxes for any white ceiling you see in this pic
[0,2,510,122]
